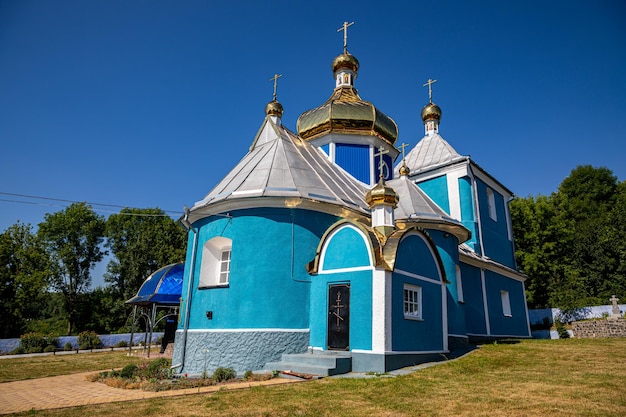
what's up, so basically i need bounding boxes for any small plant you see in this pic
[10,346,25,355]
[146,358,171,379]
[212,367,236,382]
[555,320,570,339]
[44,345,56,353]
[120,364,139,379]
[26,346,43,354]
[78,331,102,350]
[63,342,73,351]
[114,340,128,348]
[244,370,253,380]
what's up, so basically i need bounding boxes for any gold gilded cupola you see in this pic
[421,78,442,136]
[296,22,400,186]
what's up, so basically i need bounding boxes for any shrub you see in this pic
[63,342,73,351]
[244,370,253,380]
[212,367,236,382]
[114,340,128,348]
[20,332,47,351]
[10,346,25,355]
[26,346,43,354]
[44,345,56,353]
[146,358,171,379]
[78,331,102,349]
[120,364,139,379]
[556,321,570,339]
[46,334,59,349]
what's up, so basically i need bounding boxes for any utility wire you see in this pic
[0,191,183,216]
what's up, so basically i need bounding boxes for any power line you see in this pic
[0,192,183,216]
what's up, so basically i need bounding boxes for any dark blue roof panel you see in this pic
[126,262,184,306]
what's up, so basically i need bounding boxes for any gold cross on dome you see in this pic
[337,21,355,53]
[423,78,437,103]
[269,73,283,101]
[398,142,409,160]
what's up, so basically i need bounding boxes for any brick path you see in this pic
[0,371,299,414]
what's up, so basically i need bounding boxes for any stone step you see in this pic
[264,351,352,376]
[264,361,335,377]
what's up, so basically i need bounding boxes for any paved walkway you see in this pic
[0,371,300,415]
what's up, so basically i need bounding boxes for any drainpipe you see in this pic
[177,207,198,372]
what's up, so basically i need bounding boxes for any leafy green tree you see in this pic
[104,208,186,331]
[38,203,106,335]
[0,222,52,338]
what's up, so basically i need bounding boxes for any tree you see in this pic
[38,203,106,335]
[104,208,186,331]
[0,222,52,338]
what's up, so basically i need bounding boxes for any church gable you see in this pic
[394,233,443,282]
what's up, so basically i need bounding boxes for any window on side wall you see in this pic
[403,284,422,320]
[487,187,497,221]
[456,266,464,303]
[199,237,232,288]
[501,290,512,317]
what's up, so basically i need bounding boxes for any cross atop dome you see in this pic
[337,21,354,54]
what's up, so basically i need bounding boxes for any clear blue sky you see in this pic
[1,1,625,285]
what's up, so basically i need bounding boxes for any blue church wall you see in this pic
[484,270,530,337]
[458,176,480,252]
[180,208,338,331]
[310,225,374,351]
[460,263,488,335]
[391,233,445,352]
[417,175,450,214]
[428,230,467,338]
[474,178,516,268]
[335,143,370,183]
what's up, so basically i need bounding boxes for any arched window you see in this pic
[199,237,232,288]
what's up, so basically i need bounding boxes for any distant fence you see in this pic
[0,332,164,354]
[529,303,625,339]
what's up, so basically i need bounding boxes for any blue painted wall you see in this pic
[460,263,487,335]
[335,143,370,183]
[310,225,373,351]
[391,233,444,352]
[474,178,515,268]
[484,271,530,337]
[180,208,338,331]
[417,175,450,214]
[429,230,467,337]
[458,176,480,252]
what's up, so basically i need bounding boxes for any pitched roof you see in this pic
[188,116,370,223]
[399,132,465,175]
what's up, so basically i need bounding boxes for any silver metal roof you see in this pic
[189,116,370,222]
[398,132,464,175]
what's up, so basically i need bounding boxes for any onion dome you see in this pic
[365,178,399,209]
[265,99,284,117]
[421,102,442,124]
[398,160,410,177]
[332,52,359,73]
[297,53,398,145]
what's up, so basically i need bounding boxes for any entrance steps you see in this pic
[264,351,352,377]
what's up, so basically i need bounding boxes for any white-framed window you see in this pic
[403,284,422,320]
[199,237,232,288]
[501,290,512,317]
[487,187,497,221]
[456,266,464,303]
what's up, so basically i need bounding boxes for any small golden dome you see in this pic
[421,102,442,124]
[332,52,359,74]
[365,178,399,208]
[265,100,284,117]
[399,161,410,177]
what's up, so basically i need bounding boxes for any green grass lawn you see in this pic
[4,338,626,416]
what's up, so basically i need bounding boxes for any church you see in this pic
[172,25,531,375]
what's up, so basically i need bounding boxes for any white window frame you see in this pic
[456,266,464,303]
[501,290,512,317]
[199,237,232,288]
[403,284,423,320]
[487,187,497,221]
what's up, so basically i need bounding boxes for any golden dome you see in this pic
[421,102,442,124]
[265,100,284,117]
[365,178,399,208]
[332,52,359,73]
[399,160,410,176]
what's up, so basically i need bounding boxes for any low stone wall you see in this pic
[572,319,626,338]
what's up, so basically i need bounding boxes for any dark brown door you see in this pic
[328,284,350,350]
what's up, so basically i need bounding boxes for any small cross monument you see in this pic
[610,295,621,319]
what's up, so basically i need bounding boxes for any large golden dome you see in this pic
[297,53,398,145]
[421,102,442,124]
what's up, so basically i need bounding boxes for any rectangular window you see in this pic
[456,266,464,303]
[487,188,497,221]
[501,290,512,317]
[403,284,422,320]
[218,249,231,284]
